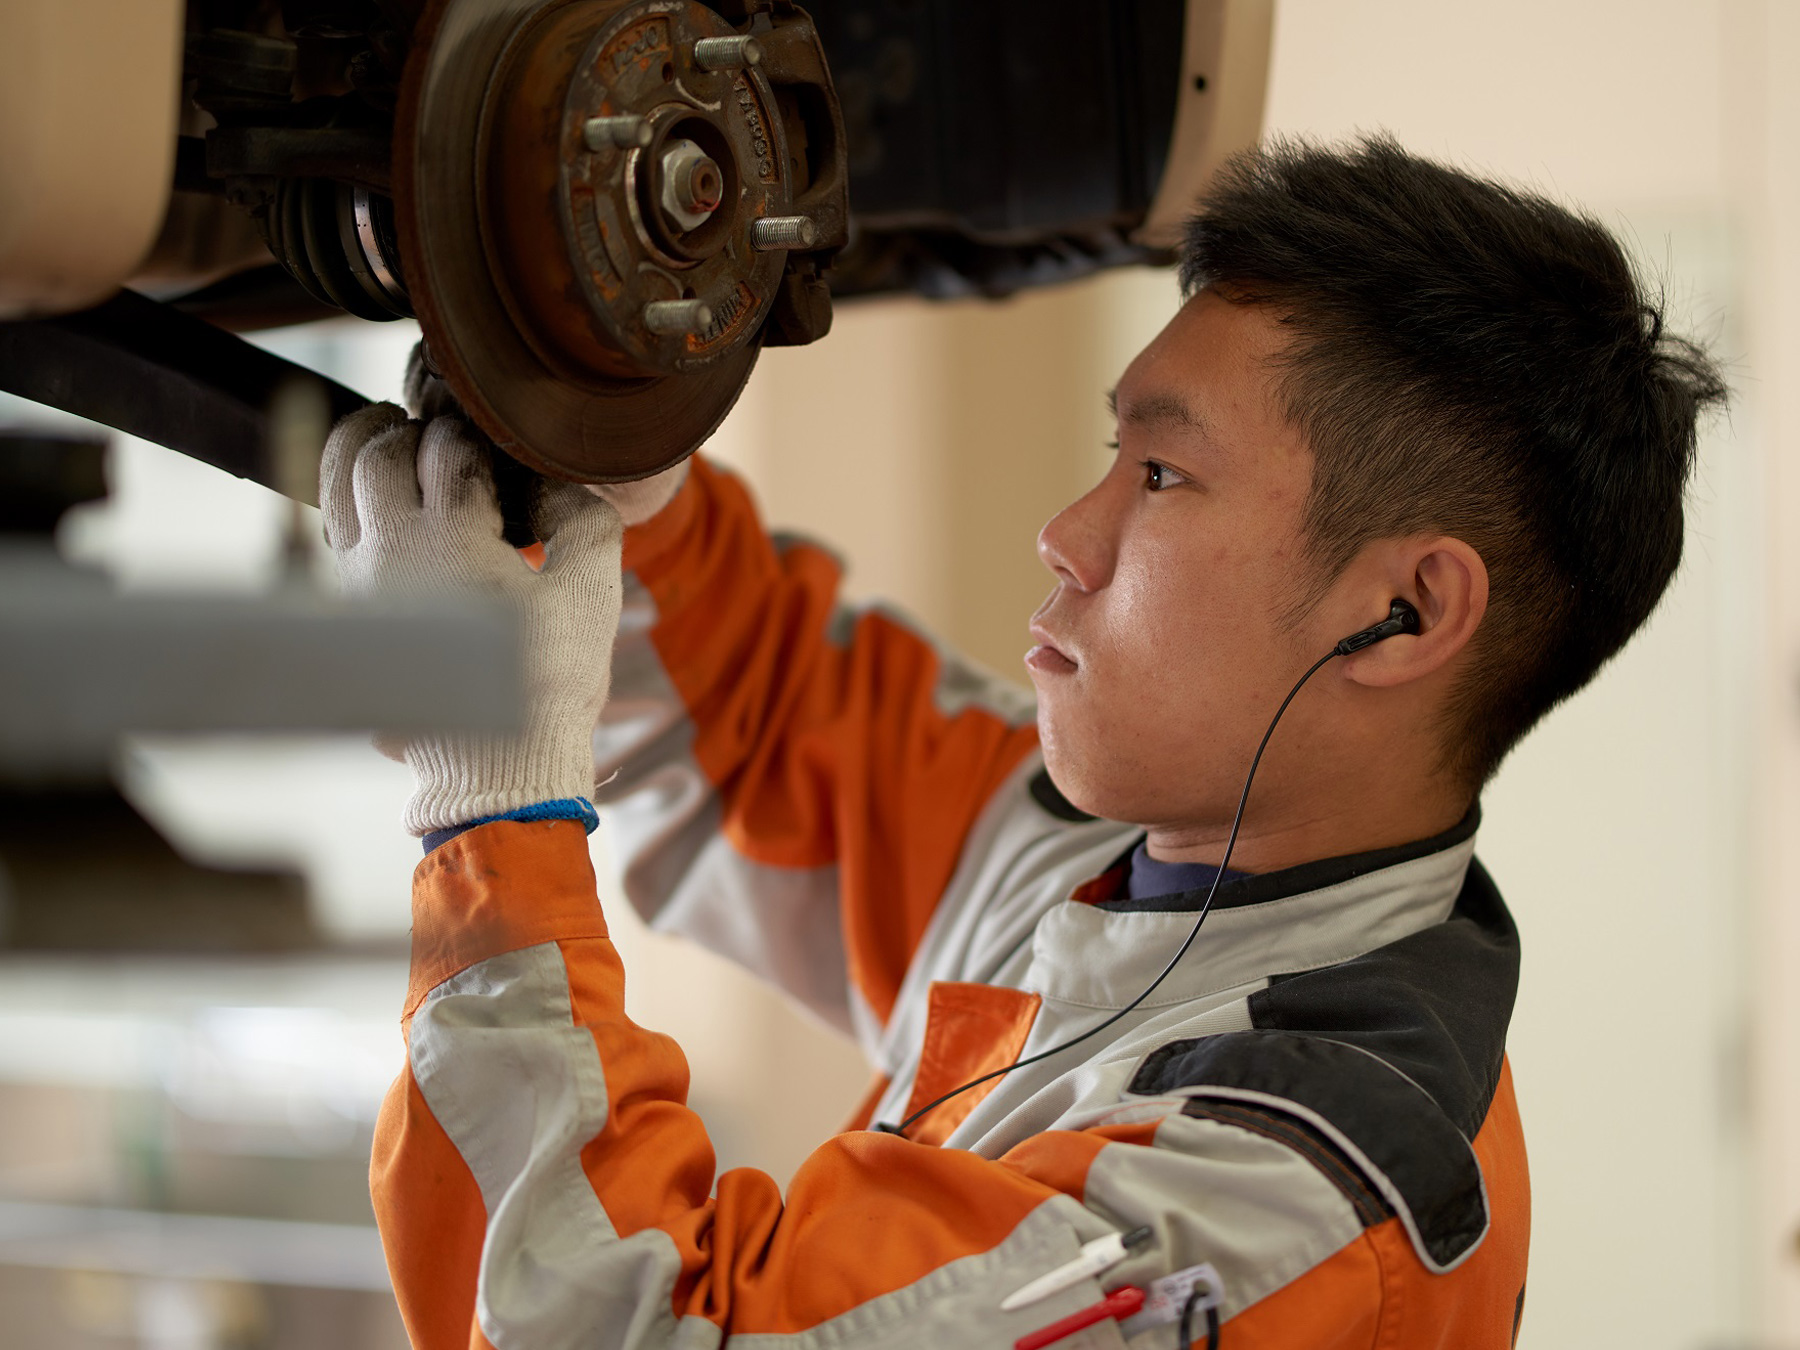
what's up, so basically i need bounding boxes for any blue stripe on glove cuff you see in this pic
[422,797,600,854]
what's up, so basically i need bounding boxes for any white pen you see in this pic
[999,1225,1155,1312]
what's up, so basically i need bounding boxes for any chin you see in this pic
[1039,709,1209,827]
[1038,733,1135,825]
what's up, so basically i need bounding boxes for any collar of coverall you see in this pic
[1086,804,1482,913]
[1027,807,1482,1014]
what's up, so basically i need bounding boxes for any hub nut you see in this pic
[659,137,725,232]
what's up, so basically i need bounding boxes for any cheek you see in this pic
[1101,527,1243,672]
[1075,517,1304,749]
[1042,541,1227,773]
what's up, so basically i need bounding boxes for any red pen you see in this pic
[1013,1285,1146,1350]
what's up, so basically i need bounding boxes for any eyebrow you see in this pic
[1105,387,1215,438]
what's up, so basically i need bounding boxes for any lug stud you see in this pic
[582,115,651,151]
[750,215,818,251]
[692,35,762,71]
[643,298,714,335]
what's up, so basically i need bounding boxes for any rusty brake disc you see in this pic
[395,0,845,482]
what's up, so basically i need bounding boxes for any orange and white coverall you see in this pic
[370,455,1530,1348]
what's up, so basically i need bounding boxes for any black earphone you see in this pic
[1335,598,1421,654]
[874,598,1422,1138]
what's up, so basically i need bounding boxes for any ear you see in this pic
[1342,536,1489,689]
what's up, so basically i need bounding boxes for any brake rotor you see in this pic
[394,0,843,482]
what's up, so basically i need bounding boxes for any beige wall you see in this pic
[1730,1,1800,1340]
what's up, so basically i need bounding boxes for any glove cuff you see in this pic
[401,708,597,836]
[587,457,690,528]
[420,797,598,854]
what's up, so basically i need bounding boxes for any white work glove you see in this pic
[320,402,624,836]
[584,457,689,526]
[405,340,690,528]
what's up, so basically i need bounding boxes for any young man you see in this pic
[326,137,1725,1347]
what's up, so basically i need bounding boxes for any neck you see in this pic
[1144,782,1473,874]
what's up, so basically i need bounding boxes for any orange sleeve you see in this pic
[599,456,1041,1027]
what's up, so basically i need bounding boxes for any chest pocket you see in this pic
[900,981,1042,1145]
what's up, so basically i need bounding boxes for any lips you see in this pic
[1026,623,1078,676]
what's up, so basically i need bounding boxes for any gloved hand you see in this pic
[320,402,624,836]
[405,340,691,528]
[586,456,689,527]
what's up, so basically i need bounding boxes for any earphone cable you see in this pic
[886,645,1342,1137]
[1178,1284,1222,1350]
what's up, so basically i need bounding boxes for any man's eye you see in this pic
[1142,459,1188,492]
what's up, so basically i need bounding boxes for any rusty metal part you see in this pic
[692,33,760,70]
[396,0,847,483]
[658,137,725,230]
[583,113,652,149]
[750,213,815,250]
[642,297,712,333]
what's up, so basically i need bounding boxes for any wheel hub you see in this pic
[395,0,846,482]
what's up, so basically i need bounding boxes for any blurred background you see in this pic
[3,1,1797,1346]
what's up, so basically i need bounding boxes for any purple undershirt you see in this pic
[1125,838,1246,901]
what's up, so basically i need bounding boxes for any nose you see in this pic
[1037,477,1117,594]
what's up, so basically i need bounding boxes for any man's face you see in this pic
[1027,289,1328,830]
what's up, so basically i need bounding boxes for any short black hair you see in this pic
[1179,134,1728,787]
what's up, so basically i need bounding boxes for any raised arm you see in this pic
[595,455,1041,1039]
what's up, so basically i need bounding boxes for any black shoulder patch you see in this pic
[1250,859,1517,1142]
[1133,1031,1488,1270]
[1125,859,1520,1272]
[1028,768,1096,822]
